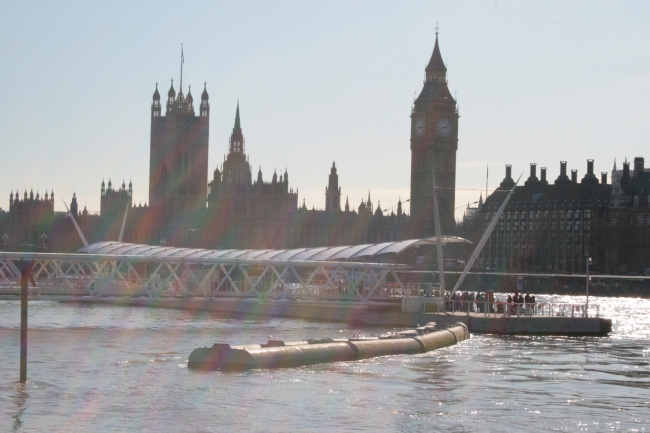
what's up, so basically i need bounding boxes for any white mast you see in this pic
[62,199,88,247]
[448,175,521,300]
[118,201,129,243]
[431,164,445,294]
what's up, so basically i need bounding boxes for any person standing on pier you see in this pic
[531,294,537,315]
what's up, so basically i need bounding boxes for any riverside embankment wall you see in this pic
[53,297,611,335]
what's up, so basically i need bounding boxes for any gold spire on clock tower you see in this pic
[409,29,459,237]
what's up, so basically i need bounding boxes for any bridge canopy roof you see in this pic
[76,236,470,263]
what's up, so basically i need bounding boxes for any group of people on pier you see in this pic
[448,291,495,313]
[447,291,539,316]
[506,292,537,315]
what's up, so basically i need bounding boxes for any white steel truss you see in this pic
[0,252,412,303]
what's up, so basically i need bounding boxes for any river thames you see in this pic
[0,295,648,432]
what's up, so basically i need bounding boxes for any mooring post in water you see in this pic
[19,259,35,384]
[585,256,591,317]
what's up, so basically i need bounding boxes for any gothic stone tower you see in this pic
[220,102,252,197]
[325,162,341,211]
[410,31,459,236]
[149,72,210,220]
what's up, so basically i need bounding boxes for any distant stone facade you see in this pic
[5,36,465,251]
[5,189,55,246]
[149,81,209,220]
[188,103,410,249]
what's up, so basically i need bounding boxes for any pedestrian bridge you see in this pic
[0,237,468,303]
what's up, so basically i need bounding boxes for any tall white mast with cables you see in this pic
[431,164,445,294]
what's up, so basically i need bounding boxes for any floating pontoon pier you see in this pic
[187,322,470,371]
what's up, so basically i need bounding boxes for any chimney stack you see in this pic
[540,167,548,184]
[601,172,608,184]
[571,169,578,183]
[525,163,539,186]
[634,157,645,178]
[582,159,599,184]
[555,161,571,185]
[499,164,516,190]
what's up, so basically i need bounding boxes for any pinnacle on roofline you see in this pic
[234,101,241,131]
[425,28,447,72]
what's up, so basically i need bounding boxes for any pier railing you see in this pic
[444,300,600,318]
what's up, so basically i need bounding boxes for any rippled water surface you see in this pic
[0,296,648,432]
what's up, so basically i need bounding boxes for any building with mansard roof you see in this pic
[479,161,611,273]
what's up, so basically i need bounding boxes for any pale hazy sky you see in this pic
[1,1,649,220]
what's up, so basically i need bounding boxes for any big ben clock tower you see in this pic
[410,29,459,237]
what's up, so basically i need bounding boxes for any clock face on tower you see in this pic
[436,118,453,138]
[414,118,425,137]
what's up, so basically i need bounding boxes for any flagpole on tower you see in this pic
[180,43,184,92]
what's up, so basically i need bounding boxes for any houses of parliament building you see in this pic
[1,35,459,252]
